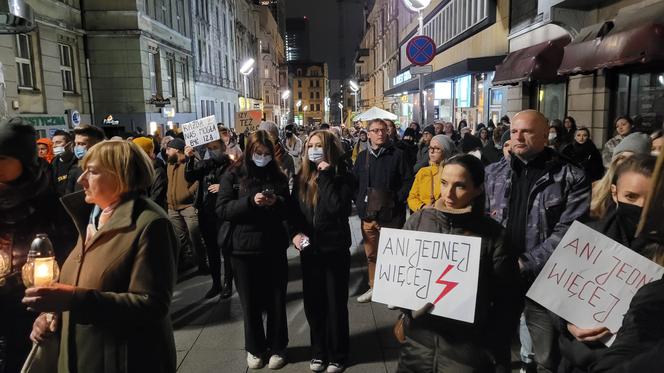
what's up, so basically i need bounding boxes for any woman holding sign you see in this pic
[396,154,520,373]
[288,130,354,373]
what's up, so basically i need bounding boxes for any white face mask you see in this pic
[308,147,324,163]
[53,146,65,156]
[252,153,272,167]
[469,149,482,160]
[548,133,557,141]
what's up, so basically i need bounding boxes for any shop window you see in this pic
[455,75,472,108]
[538,82,566,123]
[15,33,34,89]
[149,53,160,95]
[59,44,75,93]
[615,71,664,133]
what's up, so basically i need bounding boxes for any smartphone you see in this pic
[262,188,275,198]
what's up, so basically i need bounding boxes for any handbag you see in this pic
[20,338,59,373]
[364,151,395,221]
[393,313,409,344]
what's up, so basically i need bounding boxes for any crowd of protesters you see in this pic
[0,108,663,373]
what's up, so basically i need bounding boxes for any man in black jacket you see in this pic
[352,119,413,303]
[50,129,76,196]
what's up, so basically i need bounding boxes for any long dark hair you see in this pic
[297,130,344,208]
[442,154,486,213]
[234,130,286,188]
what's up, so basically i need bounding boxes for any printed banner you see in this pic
[181,115,219,147]
[372,228,482,323]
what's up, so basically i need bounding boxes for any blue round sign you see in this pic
[406,35,436,66]
[71,110,81,126]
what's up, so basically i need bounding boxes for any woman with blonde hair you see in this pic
[289,130,353,373]
[25,140,179,373]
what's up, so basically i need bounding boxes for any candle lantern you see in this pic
[21,234,59,288]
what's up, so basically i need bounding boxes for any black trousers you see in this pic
[232,253,289,355]
[199,211,232,286]
[301,249,350,364]
[524,298,560,373]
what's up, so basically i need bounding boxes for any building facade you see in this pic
[285,17,310,62]
[0,0,91,137]
[258,6,286,124]
[192,0,240,128]
[288,61,329,126]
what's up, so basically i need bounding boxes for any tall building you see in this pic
[285,17,310,62]
[236,0,261,112]
[288,61,329,126]
[254,0,287,37]
[192,0,240,127]
[258,6,286,124]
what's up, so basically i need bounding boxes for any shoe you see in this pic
[204,285,221,299]
[246,352,264,369]
[327,363,345,373]
[268,353,286,369]
[221,280,233,299]
[309,359,325,372]
[356,288,373,303]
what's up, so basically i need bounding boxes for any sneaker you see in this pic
[356,288,373,303]
[327,362,345,373]
[246,352,264,369]
[310,359,326,372]
[268,353,286,369]
[221,279,233,299]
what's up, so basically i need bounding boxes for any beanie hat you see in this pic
[0,117,38,168]
[612,132,651,159]
[133,137,155,156]
[431,134,457,160]
[403,128,417,138]
[461,134,484,153]
[167,138,186,151]
[422,125,435,136]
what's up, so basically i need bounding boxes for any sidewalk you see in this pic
[172,214,400,372]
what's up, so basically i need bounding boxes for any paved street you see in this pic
[172,214,401,372]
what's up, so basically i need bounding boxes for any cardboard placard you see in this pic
[372,228,482,323]
[527,221,664,340]
[181,115,219,147]
[235,110,262,133]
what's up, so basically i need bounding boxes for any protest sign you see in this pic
[637,150,664,240]
[372,228,482,323]
[235,110,262,133]
[181,115,219,147]
[527,221,664,337]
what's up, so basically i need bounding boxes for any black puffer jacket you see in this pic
[216,165,290,255]
[185,154,232,215]
[50,150,77,196]
[288,163,353,253]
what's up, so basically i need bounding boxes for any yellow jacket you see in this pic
[407,164,441,212]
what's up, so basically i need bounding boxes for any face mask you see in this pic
[286,131,293,137]
[209,149,225,162]
[252,153,272,167]
[74,145,87,159]
[53,146,66,156]
[469,150,482,160]
[548,133,557,141]
[308,148,324,163]
[652,151,660,157]
[615,202,643,239]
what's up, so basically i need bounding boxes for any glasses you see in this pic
[368,128,387,134]
[429,147,443,153]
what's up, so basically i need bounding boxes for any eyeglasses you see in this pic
[368,128,387,134]
[429,147,443,153]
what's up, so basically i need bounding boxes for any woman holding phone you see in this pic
[289,130,354,373]
[216,130,290,370]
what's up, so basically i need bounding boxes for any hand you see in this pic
[254,193,267,206]
[567,323,612,342]
[22,283,76,313]
[317,161,330,171]
[208,184,220,193]
[184,146,195,158]
[30,313,59,344]
[263,193,277,206]
[292,233,306,250]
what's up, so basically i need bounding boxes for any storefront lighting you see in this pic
[539,89,545,102]
[296,100,302,108]
[167,121,174,129]
[149,121,157,134]
[281,90,290,100]
[659,74,664,86]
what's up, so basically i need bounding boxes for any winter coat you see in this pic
[352,144,413,224]
[184,155,232,215]
[65,162,84,194]
[166,162,198,211]
[216,166,290,255]
[415,142,429,166]
[395,139,418,169]
[402,204,521,367]
[561,141,604,182]
[407,164,440,212]
[50,151,77,196]
[602,135,624,168]
[150,159,168,211]
[58,191,178,373]
[484,148,591,277]
[288,163,353,253]
[481,141,503,165]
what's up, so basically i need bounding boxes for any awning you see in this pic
[384,56,505,96]
[493,36,571,85]
[558,2,664,75]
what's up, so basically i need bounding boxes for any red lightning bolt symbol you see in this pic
[432,264,458,305]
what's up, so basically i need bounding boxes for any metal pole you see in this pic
[243,75,248,109]
[417,10,425,127]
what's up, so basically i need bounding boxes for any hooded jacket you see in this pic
[485,148,590,277]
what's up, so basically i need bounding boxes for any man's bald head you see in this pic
[510,110,549,160]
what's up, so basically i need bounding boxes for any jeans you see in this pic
[520,312,534,364]
[168,206,207,269]
[524,298,560,373]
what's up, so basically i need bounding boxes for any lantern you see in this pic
[21,234,59,288]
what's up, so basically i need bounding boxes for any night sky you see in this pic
[285,0,367,80]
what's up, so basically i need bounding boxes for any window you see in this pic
[615,72,664,134]
[297,80,302,88]
[316,104,320,111]
[161,2,171,28]
[309,80,313,88]
[316,80,320,87]
[15,34,33,89]
[297,91,302,99]
[538,82,566,124]
[176,0,184,33]
[310,92,314,99]
[315,92,320,99]
[59,44,75,92]
[165,59,175,97]
[149,53,159,95]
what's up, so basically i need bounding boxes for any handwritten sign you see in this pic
[527,221,664,336]
[235,110,262,133]
[372,228,482,323]
[181,115,219,147]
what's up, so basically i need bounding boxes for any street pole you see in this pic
[417,10,426,127]
[243,75,248,110]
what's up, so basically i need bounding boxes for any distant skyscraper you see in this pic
[286,17,310,61]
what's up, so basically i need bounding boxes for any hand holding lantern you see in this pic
[21,234,59,288]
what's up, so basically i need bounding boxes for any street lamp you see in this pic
[240,58,255,109]
[338,102,344,125]
[303,105,309,126]
[348,80,359,113]
[281,90,290,126]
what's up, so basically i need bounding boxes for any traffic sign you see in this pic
[410,65,433,75]
[406,35,436,66]
[71,110,80,126]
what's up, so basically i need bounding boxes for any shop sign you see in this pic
[162,106,176,118]
[20,116,66,127]
[393,71,412,86]
[103,115,119,125]
[146,95,171,107]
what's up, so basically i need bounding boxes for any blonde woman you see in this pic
[407,135,456,211]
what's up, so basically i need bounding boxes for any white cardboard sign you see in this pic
[181,115,219,147]
[372,228,482,323]
[527,221,664,335]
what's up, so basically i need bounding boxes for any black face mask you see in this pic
[616,201,643,239]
